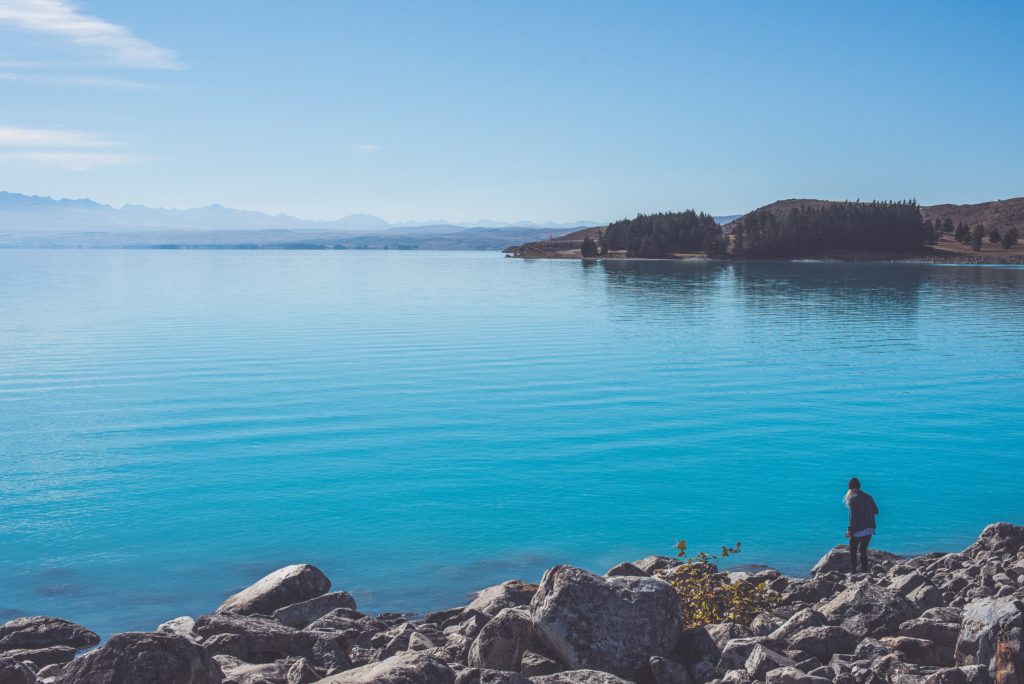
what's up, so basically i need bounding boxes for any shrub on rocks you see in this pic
[217,564,331,616]
[667,541,779,628]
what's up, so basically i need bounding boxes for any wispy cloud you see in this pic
[0,0,181,69]
[0,124,110,148]
[0,150,131,170]
[352,144,381,156]
[0,124,132,170]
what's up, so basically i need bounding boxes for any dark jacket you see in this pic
[848,491,878,535]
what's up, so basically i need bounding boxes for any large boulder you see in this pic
[810,546,904,576]
[467,607,535,671]
[964,524,1024,561]
[955,596,1024,684]
[0,616,99,651]
[786,626,858,662]
[899,619,961,648]
[196,613,316,663]
[0,645,76,667]
[818,581,918,637]
[745,644,797,679]
[217,564,331,616]
[58,632,221,683]
[530,565,683,681]
[312,651,455,683]
[466,581,538,618]
[273,593,358,629]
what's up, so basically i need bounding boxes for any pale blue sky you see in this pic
[1,1,1022,222]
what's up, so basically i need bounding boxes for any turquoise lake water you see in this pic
[1,249,1022,638]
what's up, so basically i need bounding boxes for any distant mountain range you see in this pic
[0,191,599,234]
[0,191,742,250]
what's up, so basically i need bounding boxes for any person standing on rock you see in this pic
[844,477,878,573]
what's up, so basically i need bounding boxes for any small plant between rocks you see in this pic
[667,538,780,628]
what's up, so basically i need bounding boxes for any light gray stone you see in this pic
[217,564,331,616]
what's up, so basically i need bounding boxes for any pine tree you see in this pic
[971,225,985,252]
[580,234,599,258]
[988,227,1002,243]
[1002,227,1020,249]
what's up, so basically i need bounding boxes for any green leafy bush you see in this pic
[666,539,779,628]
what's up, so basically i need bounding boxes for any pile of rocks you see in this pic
[1,523,1022,684]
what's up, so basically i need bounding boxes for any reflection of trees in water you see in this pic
[593,261,1024,345]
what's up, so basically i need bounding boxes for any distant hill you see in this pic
[722,197,1024,234]
[921,198,1024,232]
[508,197,1024,263]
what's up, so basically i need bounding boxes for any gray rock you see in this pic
[964,524,1024,561]
[685,623,752,664]
[920,665,991,684]
[0,656,36,684]
[58,632,220,684]
[890,574,927,597]
[521,650,561,677]
[454,668,532,684]
[764,665,831,684]
[899,620,960,648]
[719,638,766,673]
[531,671,635,684]
[273,593,358,629]
[722,670,751,684]
[819,582,918,638]
[217,564,331,616]
[467,581,538,618]
[530,565,682,681]
[769,610,827,643]
[787,626,858,662]
[632,556,683,575]
[922,608,963,624]
[36,664,61,679]
[880,637,953,667]
[196,613,305,660]
[467,607,535,671]
[751,614,786,636]
[783,578,843,606]
[407,632,436,651]
[650,656,692,684]
[606,563,649,578]
[954,597,1023,666]
[811,546,904,576]
[215,654,291,684]
[691,658,717,684]
[287,658,319,684]
[745,644,797,679]
[0,617,99,651]
[0,646,76,667]
[907,585,945,612]
[313,652,455,683]
[854,639,900,662]
[157,616,198,642]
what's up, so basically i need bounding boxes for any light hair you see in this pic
[843,488,857,505]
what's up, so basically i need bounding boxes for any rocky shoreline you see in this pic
[1,523,1022,684]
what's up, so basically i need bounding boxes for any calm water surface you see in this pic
[1,250,1022,637]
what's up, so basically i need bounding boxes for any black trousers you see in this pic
[850,534,871,572]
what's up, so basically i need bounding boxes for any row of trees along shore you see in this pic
[950,221,1020,251]
[732,200,929,258]
[598,210,727,258]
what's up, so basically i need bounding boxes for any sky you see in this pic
[0,1,1022,223]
